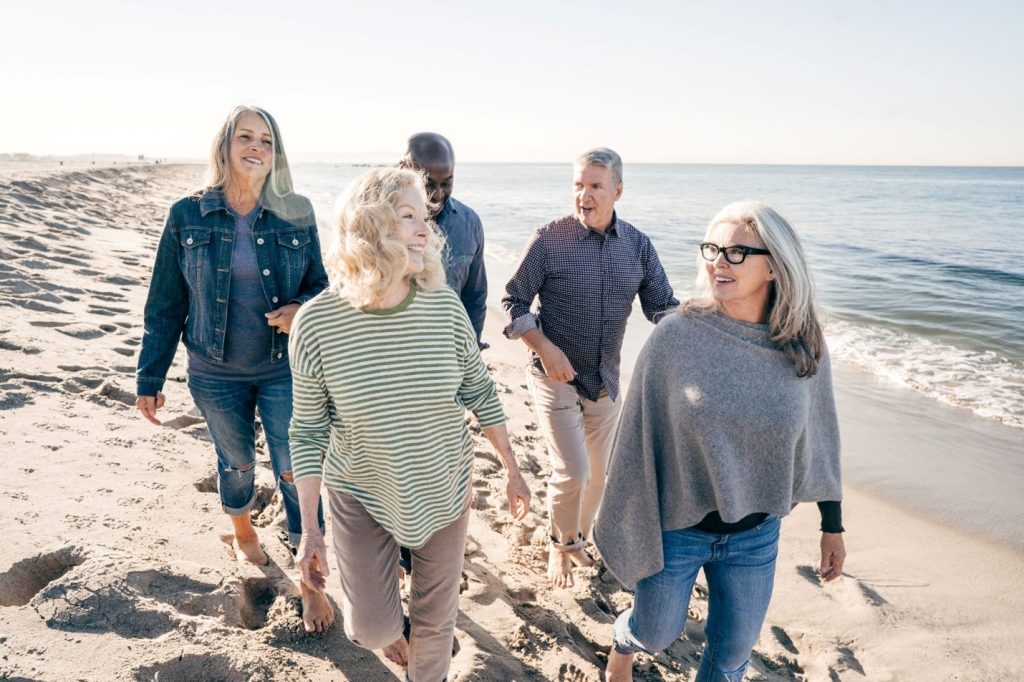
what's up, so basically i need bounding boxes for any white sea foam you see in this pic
[826,320,1024,429]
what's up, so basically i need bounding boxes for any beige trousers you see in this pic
[526,366,621,547]
[328,487,470,682]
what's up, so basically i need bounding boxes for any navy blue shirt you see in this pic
[502,213,679,402]
[436,197,486,343]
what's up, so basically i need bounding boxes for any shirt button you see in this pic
[272,296,279,303]
[186,237,193,245]
[292,238,299,246]
[262,269,271,276]
[256,237,265,245]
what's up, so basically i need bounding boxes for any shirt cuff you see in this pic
[503,313,537,340]
[817,501,844,533]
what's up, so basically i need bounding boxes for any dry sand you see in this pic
[1,164,1022,681]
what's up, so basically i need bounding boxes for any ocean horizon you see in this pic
[293,162,1024,433]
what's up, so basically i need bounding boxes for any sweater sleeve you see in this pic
[592,327,669,589]
[288,304,332,481]
[454,298,506,428]
[804,347,843,502]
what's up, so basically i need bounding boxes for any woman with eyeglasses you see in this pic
[595,201,845,681]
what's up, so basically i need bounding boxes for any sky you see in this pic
[2,0,1021,165]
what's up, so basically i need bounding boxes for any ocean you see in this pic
[292,163,1024,431]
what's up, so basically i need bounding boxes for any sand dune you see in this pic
[1,164,1022,681]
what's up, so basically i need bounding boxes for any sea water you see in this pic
[294,162,1024,431]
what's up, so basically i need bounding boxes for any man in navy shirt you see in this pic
[503,147,679,588]
[401,133,488,346]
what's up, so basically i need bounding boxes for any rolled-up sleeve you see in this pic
[501,228,546,339]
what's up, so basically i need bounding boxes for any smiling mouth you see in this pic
[242,157,263,166]
[714,276,735,284]
[408,245,425,254]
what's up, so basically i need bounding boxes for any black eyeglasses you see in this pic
[699,242,771,265]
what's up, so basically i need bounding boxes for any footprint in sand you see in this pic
[0,545,87,607]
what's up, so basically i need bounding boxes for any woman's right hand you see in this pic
[296,529,330,592]
[136,392,166,425]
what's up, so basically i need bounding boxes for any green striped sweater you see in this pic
[288,284,506,549]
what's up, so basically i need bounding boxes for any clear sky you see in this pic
[2,0,1021,165]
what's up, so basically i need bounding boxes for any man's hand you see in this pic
[538,345,575,383]
[819,532,846,581]
[136,392,166,426]
[266,303,301,334]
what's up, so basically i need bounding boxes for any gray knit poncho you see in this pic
[593,311,842,589]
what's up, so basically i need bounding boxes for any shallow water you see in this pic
[293,162,1024,430]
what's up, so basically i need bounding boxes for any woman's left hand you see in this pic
[819,532,846,581]
[505,471,532,521]
[266,303,301,334]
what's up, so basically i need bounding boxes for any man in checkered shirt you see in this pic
[502,147,679,588]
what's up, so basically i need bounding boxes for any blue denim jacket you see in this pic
[136,188,328,396]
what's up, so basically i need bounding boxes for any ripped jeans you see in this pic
[187,373,324,546]
[613,516,780,682]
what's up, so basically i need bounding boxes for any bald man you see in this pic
[400,133,488,345]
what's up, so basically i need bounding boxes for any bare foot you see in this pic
[568,545,595,568]
[382,635,409,667]
[606,649,635,682]
[299,580,335,633]
[547,545,574,588]
[230,515,268,566]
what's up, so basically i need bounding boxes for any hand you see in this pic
[296,528,331,592]
[504,471,532,522]
[539,345,575,383]
[266,303,301,334]
[819,532,846,581]
[136,392,166,426]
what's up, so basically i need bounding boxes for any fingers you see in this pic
[135,395,162,426]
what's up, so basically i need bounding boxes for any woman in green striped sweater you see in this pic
[288,168,531,681]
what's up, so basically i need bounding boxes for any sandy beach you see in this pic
[2,163,1023,681]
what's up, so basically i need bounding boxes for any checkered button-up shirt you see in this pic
[502,213,679,402]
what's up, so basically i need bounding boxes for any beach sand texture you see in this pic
[1,164,1022,681]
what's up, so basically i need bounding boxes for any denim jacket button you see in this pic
[292,238,299,246]
[257,237,265,245]
[272,296,279,303]
[186,237,193,245]
[262,269,271,276]
[276,352,283,359]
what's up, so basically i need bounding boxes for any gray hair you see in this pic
[574,147,623,184]
[686,201,825,377]
[206,105,294,198]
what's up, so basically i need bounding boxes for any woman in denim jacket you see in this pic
[135,105,333,633]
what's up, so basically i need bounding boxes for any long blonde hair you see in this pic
[686,201,825,377]
[326,168,446,307]
[205,105,294,197]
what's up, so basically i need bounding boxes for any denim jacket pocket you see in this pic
[178,229,212,285]
[276,231,312,292]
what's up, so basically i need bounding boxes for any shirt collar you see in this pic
[436,197,458,221]
[199,186,295,219]
[572,211,620,240]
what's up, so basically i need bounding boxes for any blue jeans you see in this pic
[613,516,781,682]
[187,373,324,546]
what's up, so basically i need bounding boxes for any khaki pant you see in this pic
[526,366,621,547]
[328,487,470,682]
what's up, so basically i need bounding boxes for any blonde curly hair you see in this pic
[326,168,446,307]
